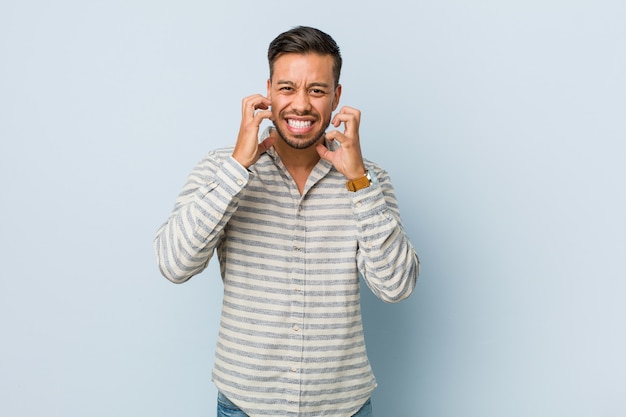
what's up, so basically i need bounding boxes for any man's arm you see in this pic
[317,106,418,302]
[153,153,250,283]
[154,94,274,283]
[353,165,419,303]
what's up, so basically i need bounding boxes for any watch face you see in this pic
[366,169,378,184]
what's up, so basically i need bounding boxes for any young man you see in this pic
[154,26,419,417]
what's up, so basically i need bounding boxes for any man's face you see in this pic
[267,53,341,150]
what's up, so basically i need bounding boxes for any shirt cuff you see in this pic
[350,182,389,221]
[213,155,250,196]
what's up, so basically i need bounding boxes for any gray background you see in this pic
[1,0,624,416]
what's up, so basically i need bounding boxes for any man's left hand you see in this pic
[316,106,367,180]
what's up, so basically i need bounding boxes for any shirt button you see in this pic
[236,179,243,186]
[356,201,362,208]
[293,325,300,332]
[295,287,302,292]
[290,367,298,373]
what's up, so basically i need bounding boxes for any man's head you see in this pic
[266,27,343,150]
[268,26,342,88]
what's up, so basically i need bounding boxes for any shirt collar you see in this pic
[260,126,336,185]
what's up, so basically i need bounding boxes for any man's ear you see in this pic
[332,84,342,111]
[266,79,272,99]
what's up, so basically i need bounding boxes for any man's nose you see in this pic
[291,90,311,112]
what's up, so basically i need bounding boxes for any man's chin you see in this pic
[284,137,321,150]
[273,124,325,150]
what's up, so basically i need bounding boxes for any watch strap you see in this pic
[346,171,371,192]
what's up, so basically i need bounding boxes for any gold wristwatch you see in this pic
[346,171,372,192]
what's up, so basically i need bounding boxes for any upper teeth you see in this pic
[288,120,311,129]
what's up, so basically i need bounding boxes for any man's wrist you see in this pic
[346,171,371,192]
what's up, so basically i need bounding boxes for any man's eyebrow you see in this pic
[308,82,331,89]
[275,80,332,89]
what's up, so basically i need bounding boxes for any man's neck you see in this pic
[273,137,323,173]
[273,136,325,195]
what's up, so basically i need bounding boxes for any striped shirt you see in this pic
[154,128,419,417]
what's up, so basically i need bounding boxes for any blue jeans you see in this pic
[217,392,373,417]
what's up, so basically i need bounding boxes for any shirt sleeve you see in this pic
[351,165,420,303]
[154,152,249,283]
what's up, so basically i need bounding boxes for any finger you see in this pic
[252,109,273,125]
[333,106,360,132]
[325,130,347,144]
[242,95,271,120]
[258,135,276,155]
[332,112,355,130]
[316,143,333,161]
[333,106,360,121]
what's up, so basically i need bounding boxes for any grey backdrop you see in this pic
[1,0,625,416]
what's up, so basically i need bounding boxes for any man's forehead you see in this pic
[272,53,334,68]
[271,54,335,80]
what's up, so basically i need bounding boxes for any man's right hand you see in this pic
[232,94,275,168]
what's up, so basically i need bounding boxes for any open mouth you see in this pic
[287,118,314,133]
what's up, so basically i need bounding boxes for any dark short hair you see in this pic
[268,26,342,87]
